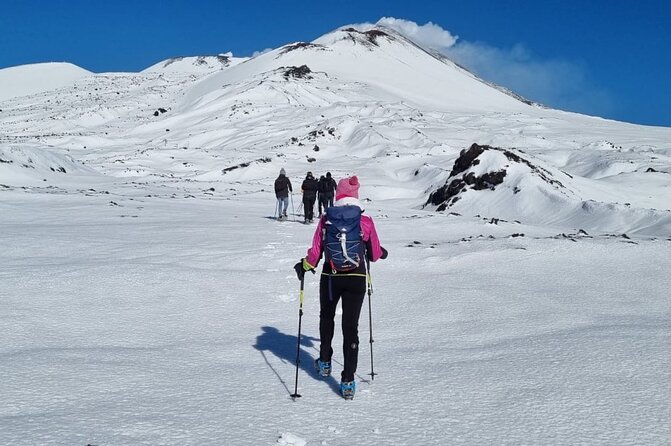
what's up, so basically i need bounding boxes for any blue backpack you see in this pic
[323,206,364,272]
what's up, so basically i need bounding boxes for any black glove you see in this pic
[293,261,305,281]
[380,247,388,259]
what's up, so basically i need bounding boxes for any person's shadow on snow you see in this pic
[253,326,340,396]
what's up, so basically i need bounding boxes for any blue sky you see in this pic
[1,0,669,127]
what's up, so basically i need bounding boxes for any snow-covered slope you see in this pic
[0,62,92,101]
[0,144,102,187]
[142,53,247,74]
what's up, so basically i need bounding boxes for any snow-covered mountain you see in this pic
[0,62,92,101]
[1,23,670,446]
[1,24,669,235]
[183,26,531,112]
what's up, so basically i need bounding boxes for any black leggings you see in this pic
[303,194,316,220]
[319,274,366,382]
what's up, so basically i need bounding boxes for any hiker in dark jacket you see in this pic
[274,168,292,220]
[317,175,327,216]
[321,172,336,210]
[301,171,319,223]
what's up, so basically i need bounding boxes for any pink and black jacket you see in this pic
[304,197,384,276]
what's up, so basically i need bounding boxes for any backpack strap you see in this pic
[339,228,360,268]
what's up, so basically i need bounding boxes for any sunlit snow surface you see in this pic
[1,25,670,445]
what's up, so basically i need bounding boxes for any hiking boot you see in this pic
[340,380,356,400]
[314,358,331,377]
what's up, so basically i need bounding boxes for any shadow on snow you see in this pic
[253,325,341,397]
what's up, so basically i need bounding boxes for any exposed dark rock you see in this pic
[553,230,592,241]
[429,177,466,212]
[450,143,485,177]
[646,167,658,172]
[283,65,312,80]
[342,28,390,46]
[464,169,507,190]
[299,127,336,142]
[222,157,271,174]
[280,42,325,55]
[427,144,508,210]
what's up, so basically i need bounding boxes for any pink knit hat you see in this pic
[336,176,360,200]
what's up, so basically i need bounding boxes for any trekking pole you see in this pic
[290,275,306,399]
[366,258,377,380]
[290,194,296,222]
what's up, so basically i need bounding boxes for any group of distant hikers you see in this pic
[273,167,388,400]
[273,168,337,223]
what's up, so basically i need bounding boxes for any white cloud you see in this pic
[443,40,614,115]
[341,21,376,30]
[377,17,458,50]
[376,17,614,117]
[252,48,273,58]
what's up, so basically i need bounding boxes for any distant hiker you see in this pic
[293,175,388,399]
[274,168,292,220]
[317,175,327,216]
[301,171,319,223]
[322,172,336,210]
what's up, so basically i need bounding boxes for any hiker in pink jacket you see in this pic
[294,175,387,399]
